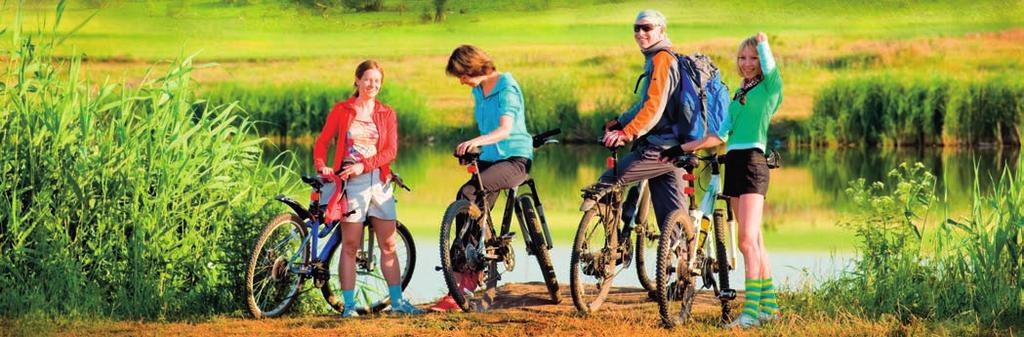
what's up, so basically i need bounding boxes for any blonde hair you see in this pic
[735,36,759,75]
[445,45,495,78]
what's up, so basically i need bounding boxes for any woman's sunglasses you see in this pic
[633,24,658,33]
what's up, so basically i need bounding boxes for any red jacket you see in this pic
[313,96,398,184]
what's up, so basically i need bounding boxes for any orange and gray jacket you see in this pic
[618,39,681,147]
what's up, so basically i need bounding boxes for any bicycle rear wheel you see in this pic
[517,194,560,304]
[656,209,698,328]
[633,188,659,293]
[321,221,416,314]
[439,199,500,312]
[570,207,625,313]
[246,213,309,319]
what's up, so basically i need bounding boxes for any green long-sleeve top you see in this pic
[716,41,783,152]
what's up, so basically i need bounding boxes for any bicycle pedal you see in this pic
[719,288,737,301]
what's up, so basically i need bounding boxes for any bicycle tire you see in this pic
[245,213,309,319]
[633,187,658,293]
[656,209,697,328]
[712,209,731,322]
[517,194,561,304]
[570,208,620,313]
[439,199,498,312]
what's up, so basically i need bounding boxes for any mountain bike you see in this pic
[569,143,663,313]
[438,129,562,312]
[245,171,416,318]
[656,153,738,328]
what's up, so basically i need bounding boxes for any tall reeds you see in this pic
[800,161,1024,328]
[0,4,297,319]
[809,76,1023,147]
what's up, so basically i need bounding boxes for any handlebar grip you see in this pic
[535,128,561,139]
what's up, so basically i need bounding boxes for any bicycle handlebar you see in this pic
[532,128,561,148]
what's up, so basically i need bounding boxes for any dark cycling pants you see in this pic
[457,157,530,210]
[598,145,686,230]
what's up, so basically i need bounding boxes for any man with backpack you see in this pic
[581,9,730,235]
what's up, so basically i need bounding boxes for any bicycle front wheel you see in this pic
[517,194,560,304]
[570,207,624,313]
[656,209,698,328]
[322,221,417,314]
[245,213,309,319]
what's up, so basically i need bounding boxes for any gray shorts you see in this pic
[321,169,396,223]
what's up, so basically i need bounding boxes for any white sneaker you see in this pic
[724,313,760,329]
[341,305,361,318]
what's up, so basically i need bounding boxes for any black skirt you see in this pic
[723,148,770,198]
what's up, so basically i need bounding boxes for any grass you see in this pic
[790,161,1024,330]
[4,0,1022,141]
[806,75,1024,147]
[0,4,300,320]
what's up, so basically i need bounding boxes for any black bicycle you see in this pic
[438,129,562,312]
[569,142,662,313]
[656,153,737,328]
[245,171,416,318]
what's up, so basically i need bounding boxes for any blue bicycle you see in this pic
[245,172,416,318]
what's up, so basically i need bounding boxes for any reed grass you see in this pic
[0,3,299,319]
[808,76,1023,147]
[796,161,1024,329]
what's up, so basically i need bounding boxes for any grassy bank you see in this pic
[199,78,618,142]
[0,7,299,319]
[787,161,1024,330]
[806,76,1024,147]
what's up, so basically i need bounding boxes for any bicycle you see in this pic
[655,152,738,328]
[245,170,416,318]
[438,129,562,312]
[569,142,663,313]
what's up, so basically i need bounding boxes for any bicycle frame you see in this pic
[683,155,738,274]
[462,158,555,260]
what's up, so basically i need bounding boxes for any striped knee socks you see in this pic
[741,279,761,318]
[760,278,780,316]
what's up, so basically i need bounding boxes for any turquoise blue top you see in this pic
[472,72,533,162]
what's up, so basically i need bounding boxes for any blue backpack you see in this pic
[667,51,731,143]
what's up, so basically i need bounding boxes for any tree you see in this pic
[433,0,446,22]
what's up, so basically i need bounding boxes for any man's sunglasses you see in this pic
[633,24,658,33]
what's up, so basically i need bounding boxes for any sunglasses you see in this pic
[633,24,658,33]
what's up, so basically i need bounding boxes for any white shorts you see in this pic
[320,169,396,223]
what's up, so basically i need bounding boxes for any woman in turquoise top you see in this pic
[430,44,533,312]
[676,32,782,328]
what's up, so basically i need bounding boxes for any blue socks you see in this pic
[342,289,356,309]
[388,284,404,303]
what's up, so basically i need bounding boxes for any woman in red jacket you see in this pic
[313,60,423,317]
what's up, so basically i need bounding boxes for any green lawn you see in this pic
[6,0,1022,122]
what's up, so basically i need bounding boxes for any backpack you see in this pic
[667,52,731,143]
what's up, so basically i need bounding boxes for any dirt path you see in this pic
[36,282,752,337]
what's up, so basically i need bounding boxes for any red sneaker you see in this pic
[429,295,461,312]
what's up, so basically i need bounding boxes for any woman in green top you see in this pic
[676,32,782,328]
